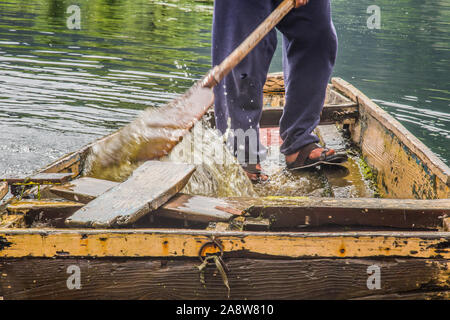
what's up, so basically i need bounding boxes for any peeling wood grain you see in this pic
[0,258,448,300]
[156,193,242,223]
[0,215,25,228]
[50,177,119,204]
[332,77,450,198]
[0,229,448,259]
[0,182,7,201]
[235,196,450,230]
[65,161,196,228]
[1,173,73,184]
[6,200,84,228]
[7,200,84,214]
[207,104,358,129]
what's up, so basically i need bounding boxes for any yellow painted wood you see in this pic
[0,182,7,200]
[7,200,84,214]
[0,229,448,259]
[332,77,450,200]
[444,218,450,232]
[0,215,25,228]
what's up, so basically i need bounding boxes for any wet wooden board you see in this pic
[207,103,358,128]
[241,197,450,229]
[1,257,448,300]
[1,228,448,259]
[1,173,73,184]
[156,193,244,224]
[156,194,449,230]
[5,200,84,228]
[65,161,196,228]
[6,200,84,214]
[206,222,232,231]
[50,177,119,204]
[0,182,7,200]
[240,216,271,231]
[0,214,25,228]
[260,103,358,128]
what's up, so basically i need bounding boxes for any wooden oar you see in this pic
[86,0,296,180]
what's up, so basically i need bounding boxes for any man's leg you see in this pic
[212,0,278,167]
[275,0,338,161]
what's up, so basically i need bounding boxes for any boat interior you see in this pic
[1,73,449,234]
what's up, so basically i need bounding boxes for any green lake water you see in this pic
[0,0,448,176]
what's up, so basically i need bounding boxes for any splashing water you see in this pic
[164,119,257,197]
[83,99,256,197]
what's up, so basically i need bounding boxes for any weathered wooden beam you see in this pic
[0,182,7,201]
[65,161,196,228]
[259,104,358,127]
[0,228,448,259]
[206,222,232,231]
[332,77,450,199]
[0,258,448,300]
[50,177,119,204]
[207,103,358,128]
[263,72,284,92]
[6,200,84,214]
[6,200,84,228]
[0,214,25,228]
[156,193,243,224]
[1,173,73,185]
[242,197,450,229]
[243,217,271,231]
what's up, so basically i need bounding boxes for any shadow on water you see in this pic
[0,0,448,177]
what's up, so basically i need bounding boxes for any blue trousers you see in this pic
[212,0,337,163]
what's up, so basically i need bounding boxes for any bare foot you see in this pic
[285,147,335,164]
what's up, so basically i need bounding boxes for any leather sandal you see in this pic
[286,143,348,170]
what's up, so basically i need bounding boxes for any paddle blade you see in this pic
[84,80,214,181]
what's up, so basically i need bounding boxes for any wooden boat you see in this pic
[0,73,449,300]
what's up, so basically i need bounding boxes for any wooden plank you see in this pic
[50,177,119,204]
[0,258,448,300]
[206,222,232,231]
[39,131,121,176]
[157,194,448,230]
[207,103,358,128]
[332,77,450,199]
[6,200,84,214]
[263,71,284,92]
[240,197,450,229]
[0,228,448,259]
[65,161,196,228]
[0,214,25,228]
[263,74,353,107]
[444,218,450,232]
[156,193,243,224]
[5,200,84,228]
[260,103,358,127]
[0,182,7,201]
[243,217,271,231]
[1,173,73,184]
